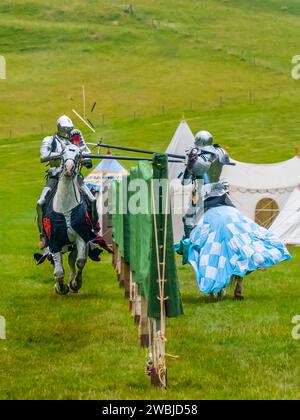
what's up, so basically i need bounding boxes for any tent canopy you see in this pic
[166,119,195,243]
[269,186,300,245]
[84,157,128,192]
[222,156,300,191]
[166,118,194,181]
[221,156,300,222]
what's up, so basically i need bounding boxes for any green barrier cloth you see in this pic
[129,162,153,297]
[112,177,125,257]
[112,154,183,319]
[111,181,119,244]
[148,154,183,318]
[123,176,130,263]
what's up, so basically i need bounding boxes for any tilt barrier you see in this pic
[111,154,183,388]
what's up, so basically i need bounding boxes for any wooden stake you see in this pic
[139,296,150,348]
[129,271,134,312]
[122,260,130,298]
[134,292,141,324]
[72,109,96,133]
[119,257,126,289]
[112,242,117,269]
[82,85,86,120]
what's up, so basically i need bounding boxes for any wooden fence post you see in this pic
[116,250,122,286]
[135,291,141,324]
[112,241,117,269]
[129,271,135,312]
[139,296,150,347]
[122,260,130,298]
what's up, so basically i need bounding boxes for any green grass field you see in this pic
[1,0,300,400]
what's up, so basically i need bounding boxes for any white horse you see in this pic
[47,145,89,295]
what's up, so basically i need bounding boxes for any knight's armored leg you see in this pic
[36,177,58,249]
[183,179,204,239]
[37,187,51,233]
[36,186,52,249]
[183,214,195,239]
[81,183,100,232]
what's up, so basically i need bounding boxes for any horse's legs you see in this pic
[233,275,244,301]
[68,247,77,287]
[52,252,69,295]
[208,289,226,302]
[70,237,87,292]
[218,288,227,300]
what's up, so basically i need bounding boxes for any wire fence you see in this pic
[0,86,295,141]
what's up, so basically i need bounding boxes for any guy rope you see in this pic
[150,170,169,388]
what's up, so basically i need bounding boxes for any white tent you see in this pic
[269,186,300,245]
[221,156,300,228]
[166,119,195,243]
[166,118,194,181]
[85,153,128,244]
[84,153,128,192]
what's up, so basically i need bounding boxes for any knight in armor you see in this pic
[178,130,291,300]
[182,130,234,239]
[36,115,99,249]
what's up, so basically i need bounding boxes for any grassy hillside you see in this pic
[0,0,300,400]
[1,0,300,143]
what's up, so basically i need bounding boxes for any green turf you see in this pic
[0,0,300,400]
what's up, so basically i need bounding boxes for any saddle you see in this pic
[42,187,93,253]
[37,179,112,261]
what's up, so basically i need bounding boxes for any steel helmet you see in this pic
[56,115,74,140]
[194,130,213,147]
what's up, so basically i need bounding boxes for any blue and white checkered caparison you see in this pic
[185,206,292,294]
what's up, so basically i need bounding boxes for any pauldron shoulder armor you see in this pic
[183,144,233,183]
[212,145,231,165]
[40,136,62,163]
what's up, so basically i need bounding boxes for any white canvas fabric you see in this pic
[269,186,300,245]
[166,119,195,243]
[166,119,195,181]
[221,156,300,220]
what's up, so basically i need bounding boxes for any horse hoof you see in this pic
[71,272,82,292]
[211,293,218,301]
[218,289,226,301]
[234,295,245,301]
[54,283,69,295]
[69,283,79,294]
[70,276,82,293]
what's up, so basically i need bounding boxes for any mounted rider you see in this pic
[36,115,99,249]
[182,130,235,238]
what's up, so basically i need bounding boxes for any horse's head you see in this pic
[62,144,81,178]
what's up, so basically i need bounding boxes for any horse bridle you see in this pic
[60,147,82,178]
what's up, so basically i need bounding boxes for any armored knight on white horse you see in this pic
[37,115,99,248]
[35,115,111,295]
